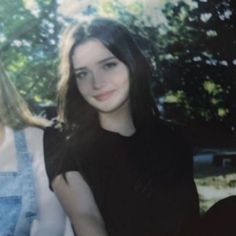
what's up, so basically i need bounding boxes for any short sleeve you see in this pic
[171,123,194,179]
[159,122,200,234]
[43,126,77,190]
[153,119,194,180]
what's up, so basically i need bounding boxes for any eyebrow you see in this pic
[97,56,116,64]
[74,56,117,72]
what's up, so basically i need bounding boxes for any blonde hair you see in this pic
[0,64,49,129]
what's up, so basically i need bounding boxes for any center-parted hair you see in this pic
[58,18,159,130]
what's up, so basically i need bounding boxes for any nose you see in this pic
[92,70,104,90]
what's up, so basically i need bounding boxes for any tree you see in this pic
[0,0,60,106]
[1,0,235,138]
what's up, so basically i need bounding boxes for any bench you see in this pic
[196,148,236,167]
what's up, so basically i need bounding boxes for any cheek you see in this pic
[118,74,130,91]
[76,80,90,96]
[112,67,130,88]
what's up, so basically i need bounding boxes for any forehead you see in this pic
[72,39,114,67]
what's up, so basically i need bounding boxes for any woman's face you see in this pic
[72,39,130,114]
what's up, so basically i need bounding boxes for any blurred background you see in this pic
[0,0,236,212]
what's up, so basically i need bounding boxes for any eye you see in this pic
[103,61,118,70]
[75,71,87,80]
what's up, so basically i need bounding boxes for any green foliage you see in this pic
[97,0,235,124]
[0,0,59,105]
[1,0,235,127]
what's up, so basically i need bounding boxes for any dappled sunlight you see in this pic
[22,0,40,17]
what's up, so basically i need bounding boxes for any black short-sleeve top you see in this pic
[44,118,199,236]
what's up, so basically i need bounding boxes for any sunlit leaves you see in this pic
[164,90,186,103]
[218,108,229,118]
[22,0,40,17]
[0,0,59,105]
[1,0,235,125]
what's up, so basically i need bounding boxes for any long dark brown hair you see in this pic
[57,18,159,131]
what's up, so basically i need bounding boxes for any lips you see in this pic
[93,90,115,101]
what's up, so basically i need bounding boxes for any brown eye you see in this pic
[103,61,118,70]
[75,71,87,80]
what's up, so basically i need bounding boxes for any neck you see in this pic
[0,124,5,146]
[99,102,135,137]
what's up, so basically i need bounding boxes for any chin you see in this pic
[96,100,129,114]
[95,105,119,114]
[86,94,129,114]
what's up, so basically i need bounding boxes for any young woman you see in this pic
[0,65,73,235]
[44,18,200,236]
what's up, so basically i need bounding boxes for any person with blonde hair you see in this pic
[0,64,74,236]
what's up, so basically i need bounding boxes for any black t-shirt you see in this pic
[44,118,200,236]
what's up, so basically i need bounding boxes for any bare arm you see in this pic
[52,171,108,236]
[26,127,73,236]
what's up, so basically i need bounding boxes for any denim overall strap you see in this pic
[13,130,37,236]
[0,129,22,236]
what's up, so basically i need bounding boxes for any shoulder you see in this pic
[43,122,68,153]
[151,118,192,146]
[22,126,44,155]
[151,119,195,184]
[44,117,68,139]
[151,118,194,171]
[24,126,44,139]
[43,121,73,164]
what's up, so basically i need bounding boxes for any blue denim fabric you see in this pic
[0,130,37,236]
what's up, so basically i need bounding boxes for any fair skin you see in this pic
[53,39,136,236]
[0,125,73,235]
[73,39,135,136]
[53,172,108,236]
[0,124,4,146]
